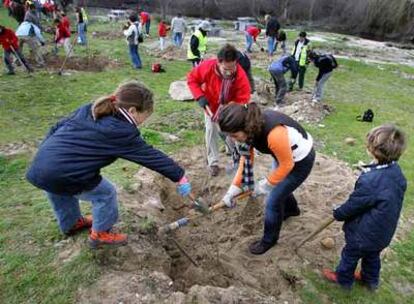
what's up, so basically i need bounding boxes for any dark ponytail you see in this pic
[218,103,263,138]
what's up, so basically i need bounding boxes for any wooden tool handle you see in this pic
[295,217,335,251]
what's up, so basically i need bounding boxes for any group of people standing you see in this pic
[25,41,407,292]
[1,6,407,294]
[0,1,88,75]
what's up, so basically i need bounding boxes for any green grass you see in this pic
[1,7,414,304]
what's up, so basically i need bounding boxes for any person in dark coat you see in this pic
[323,124,407,290]
[264,14,280,57]
[268,55,298,105]
[309,51,338,103]
[26,81,192,248]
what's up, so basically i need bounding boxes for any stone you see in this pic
[344,137,356,145]
[321,237,335,249]
[169,81,194,101]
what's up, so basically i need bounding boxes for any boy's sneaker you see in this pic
[354,271,379,291]
[88,229,128,249]
[65,215,93,236]
[323,269,338,283]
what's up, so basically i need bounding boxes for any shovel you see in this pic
[294,217,335,252]
[159,191,252,234]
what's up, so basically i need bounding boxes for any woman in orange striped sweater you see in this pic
[218,103,315,254]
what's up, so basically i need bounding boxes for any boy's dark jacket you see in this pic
[26,104,184,195]
[334,162,406,251]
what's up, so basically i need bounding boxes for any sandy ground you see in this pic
[75,147,358,303]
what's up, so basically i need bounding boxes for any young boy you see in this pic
[158,20,169,51]
[323,124,407,290]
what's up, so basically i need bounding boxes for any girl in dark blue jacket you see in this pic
[26,81,192,248]
[323,124,407,290]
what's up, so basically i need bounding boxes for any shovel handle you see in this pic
[160,191,253,233]
[205,105,214,118]
[295,217,335,251]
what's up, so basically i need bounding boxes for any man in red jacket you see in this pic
[54,17,72,56]
[187,44,251,176]
[0,25,32,75]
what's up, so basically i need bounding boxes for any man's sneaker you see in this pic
[65,215,93,236]
[209,165,220,177]
[88,229,128,249]
[249,240,275,255]
[6,70,15,75]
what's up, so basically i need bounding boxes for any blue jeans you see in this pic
[145,20,151,35]
[173,32,183,47]
[262,149,315,244]
[267,36,278,56]
[77,23,87,45]
[245,34,254,52]
[336,244,381,289]
[128,44,142,69]
[46,178,118,233]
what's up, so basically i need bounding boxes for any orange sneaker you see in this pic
[65,215,93,236]
[88,229,128,249]
[322,269,338,283]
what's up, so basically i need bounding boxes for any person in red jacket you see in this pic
[54,17,72,56]
[245,25,261,53]
[0,25,32,75]
[58,10,71,33]
[139,11,151,36]
[158,20,169,51]
[187,44,251,176]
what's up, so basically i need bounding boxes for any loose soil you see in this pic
[77,148,358,303]
[43,53,123,72]
[91,30,124,40]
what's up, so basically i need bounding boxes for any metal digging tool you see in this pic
[294,217,335,252]
[8,44,32,74]
[159,191,252,234]
[188,193,210,215]
[58,35,78,76]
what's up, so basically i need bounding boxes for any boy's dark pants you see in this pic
[336,243,381,289]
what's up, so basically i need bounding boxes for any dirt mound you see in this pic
[78,148,357,302]
[253,77,334,123]
[91,31,123,40]
[149,45,188,61]
[0,141,37,156]
[41,53,122,72]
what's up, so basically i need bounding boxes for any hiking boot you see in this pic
[88,229,128,249]
[209,165,220,177]
[283,209,301,221]
[249,240,275,255]
[65,215,93,236]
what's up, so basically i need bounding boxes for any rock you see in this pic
[344,137,356,145]
[321,237,335,249]
[169,81,194,101]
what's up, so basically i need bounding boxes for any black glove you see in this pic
[197,96,208,109]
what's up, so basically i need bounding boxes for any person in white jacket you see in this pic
[15,21,45,66]
[123,14,142,69]
[171,13,186,47]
